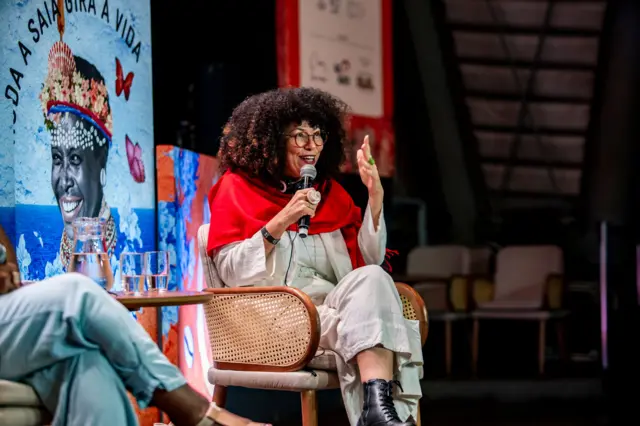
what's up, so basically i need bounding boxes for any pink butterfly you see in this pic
[125,135,146,183]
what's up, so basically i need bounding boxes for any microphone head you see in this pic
[300,164,317,180]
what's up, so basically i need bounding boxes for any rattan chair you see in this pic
[0,380,49,425]
[198,224,429,426]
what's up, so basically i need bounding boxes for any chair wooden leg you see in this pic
[212,385,228,407]
[445,319,452,376]
[471,318,479,377]
[416,405,422,426]
[300,390,318,426]
[538,319,547,376]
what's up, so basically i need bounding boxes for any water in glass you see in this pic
[120,252,144,294]
[147,274,168,291]
[68,217,114,291]
[144,251,169,291]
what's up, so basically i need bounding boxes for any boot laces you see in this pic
[379,380,403,420]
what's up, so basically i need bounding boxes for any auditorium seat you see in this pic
[0,380,49,425]
[404,245,491,375]
[470,245,569,376]
[197,224,429,426]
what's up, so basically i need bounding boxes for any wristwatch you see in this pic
[261,227,280,245]
[0,243,6,265]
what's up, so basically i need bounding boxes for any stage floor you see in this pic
[278,399,608,426]
[226,379,607,425]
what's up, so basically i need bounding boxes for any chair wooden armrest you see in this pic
[449,274,494,312]
[469,275,495,308]
[203,286,320,372]
[545,273,564,310]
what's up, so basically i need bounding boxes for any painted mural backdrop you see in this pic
[0,0,155,280]
[157,145,220,398]
[1,1,159,424]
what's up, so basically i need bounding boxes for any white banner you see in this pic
[299,0,383,117]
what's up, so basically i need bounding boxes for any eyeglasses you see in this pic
[288,131,325,147]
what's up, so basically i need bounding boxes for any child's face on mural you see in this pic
[50,114,108,227]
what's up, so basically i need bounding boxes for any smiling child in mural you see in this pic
[39,23,116,269]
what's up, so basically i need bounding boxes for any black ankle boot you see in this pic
[356,379,415,426]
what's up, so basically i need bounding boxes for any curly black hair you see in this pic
[218,87,349,186]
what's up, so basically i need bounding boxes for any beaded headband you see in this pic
[39,1,112,148]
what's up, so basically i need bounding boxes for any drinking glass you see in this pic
[120,252,144,294]
[144,251,169,291]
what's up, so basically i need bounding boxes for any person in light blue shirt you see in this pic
[0,224,269,426]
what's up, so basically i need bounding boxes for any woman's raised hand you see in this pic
[356,135,383,201]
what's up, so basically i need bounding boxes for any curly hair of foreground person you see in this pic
[218,87,349,185]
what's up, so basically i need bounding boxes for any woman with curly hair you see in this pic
[207,87,422,426]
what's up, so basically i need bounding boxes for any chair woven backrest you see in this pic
[203,289,318,369]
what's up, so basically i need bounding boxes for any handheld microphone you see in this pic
[298,164,317,238]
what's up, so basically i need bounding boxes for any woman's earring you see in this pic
[100,168,106,187]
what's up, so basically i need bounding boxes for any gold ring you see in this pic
[368,157,375,165]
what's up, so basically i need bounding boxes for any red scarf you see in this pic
[207,171,366,269]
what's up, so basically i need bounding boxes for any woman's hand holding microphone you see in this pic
[262,188,321,253]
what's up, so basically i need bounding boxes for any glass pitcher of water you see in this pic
[68,217,114,291]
